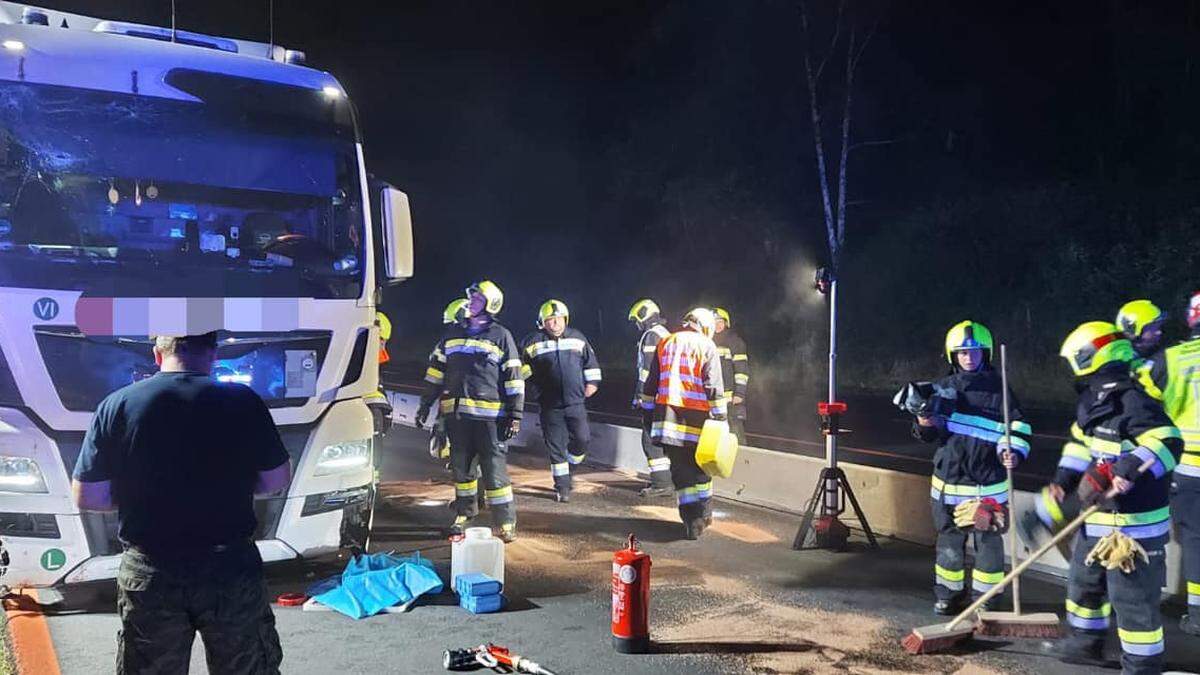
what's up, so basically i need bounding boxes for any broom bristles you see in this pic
[899,632,925,654]
[975,619,1061,638]
[899,627,973,655]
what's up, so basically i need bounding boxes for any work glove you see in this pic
[952,498,1007,532]
[1085,531,1149,573]
[709,411,728,422]
[1113,452,1148,483]
[497,417,520,442]
[1077,462,1116,508]
[428,429,449,460]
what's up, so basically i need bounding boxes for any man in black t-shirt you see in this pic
[72,332,292,675]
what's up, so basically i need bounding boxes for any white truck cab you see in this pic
[0,3,413,588]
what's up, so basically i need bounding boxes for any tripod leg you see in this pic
[838,470,879,548]
[792,468,829,550]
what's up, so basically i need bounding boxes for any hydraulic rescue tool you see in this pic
[442,644,559,674]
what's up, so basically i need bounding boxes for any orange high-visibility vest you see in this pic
[655,330,721,412]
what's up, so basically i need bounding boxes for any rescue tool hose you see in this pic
[938,457,1155,632]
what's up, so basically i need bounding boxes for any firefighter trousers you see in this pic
[1064,532,1166,675]
[1174,483,1200,611]
[540,404,590,493]
[722,401,747,444]
[447,416,515,527]
[729,418,746,446]
[663,443,713,524]
[930,499,1007,603]
[640,412,672,488]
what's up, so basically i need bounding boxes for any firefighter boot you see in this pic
[683,518,707,541]
[448,515,471,537]
[640,484,673,498]
[498,523,517,543]
[933,597,964,616]
[1181,613,1200,637]
[1047,634,1112,668]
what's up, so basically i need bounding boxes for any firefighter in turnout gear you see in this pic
[641,308,726,539]
[364,311,395,438]
[427,299,470,463]
[1117,299,1166,371]
[1043,322,1182,672]
[418,281,524,542]
[520,300,601,502]
[711,307,750,442]
[629,299,675,496]
[914,321,1032,616]
[1135,290,1200,638]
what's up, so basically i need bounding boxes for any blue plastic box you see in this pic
[456,573,503,598]
[460,592,505,614]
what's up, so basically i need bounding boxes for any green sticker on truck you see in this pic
[40,548,66,571]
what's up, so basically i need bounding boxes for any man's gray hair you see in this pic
[153,332,219,356]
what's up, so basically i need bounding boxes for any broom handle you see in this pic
[999,344,1019,615]
[941,456,1154,632]
[941,501,1098,630]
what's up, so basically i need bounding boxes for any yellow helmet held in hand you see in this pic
[628,298,660,323]
[537,299,569,328]
[712,307,731,327]
[944,320,993,364]
[466,280,504,315]
[1115,299,1164,340]
[375,311,392,341]
[683,307,717,338]
[1060,321,1134,376]
[442,298,468,325]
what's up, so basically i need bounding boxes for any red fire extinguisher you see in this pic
[611,533,651,653]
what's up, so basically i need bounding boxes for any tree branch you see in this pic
[849,137,904,151]
[835,25,856,252]
[851,4,886,69]
[813,0,845,84]
[799,0,838,260]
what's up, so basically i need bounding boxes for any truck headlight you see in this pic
[0,456,48,493]
[314,440,371,476]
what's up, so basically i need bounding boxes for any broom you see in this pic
[901,457,1153,655]
[975,345,1061,638]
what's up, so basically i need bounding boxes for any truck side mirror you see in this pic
[379,185,413,283]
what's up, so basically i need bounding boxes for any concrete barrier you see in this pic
[386,391,1186,596]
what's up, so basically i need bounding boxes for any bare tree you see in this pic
[798,0,882,267]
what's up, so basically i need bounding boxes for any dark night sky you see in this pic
[40,1,1200,398]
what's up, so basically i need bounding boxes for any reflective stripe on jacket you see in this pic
[419,321,524,421]
[642,328,725,416]
[714,328,750,401]
[1055,372,1183,539]
[914,368,1031,493]
[519,327,601,408]
[633,321,670,405]
[1139,334,1200,484]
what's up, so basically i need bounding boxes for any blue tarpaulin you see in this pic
[308,552,444,619]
